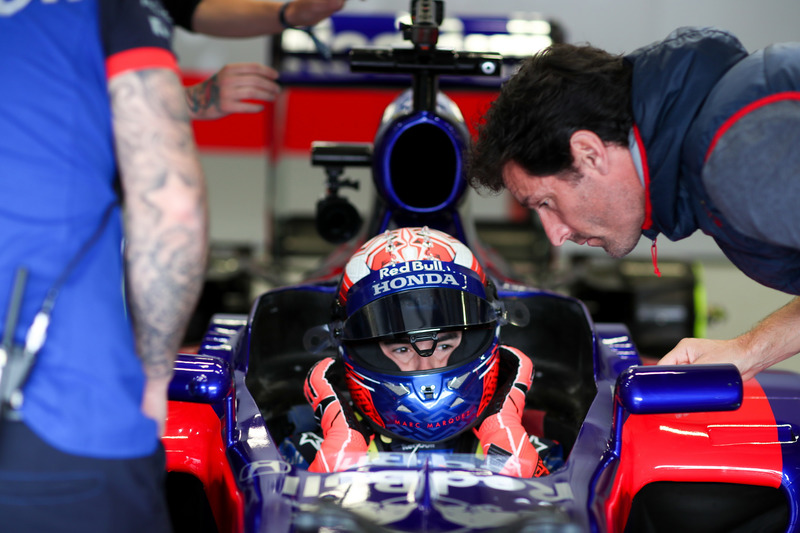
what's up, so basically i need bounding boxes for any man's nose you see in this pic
[539,212,570,246]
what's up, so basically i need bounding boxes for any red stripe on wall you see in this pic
[275,86,403,154]
[182,70,499,156]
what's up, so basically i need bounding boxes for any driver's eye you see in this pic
[389,346,413,357]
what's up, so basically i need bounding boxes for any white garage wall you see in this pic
[344,0,800,52]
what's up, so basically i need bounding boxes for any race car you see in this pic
[162,2,800,532]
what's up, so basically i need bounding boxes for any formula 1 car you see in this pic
[163,2,800,532]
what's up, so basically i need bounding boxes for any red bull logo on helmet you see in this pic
[373,260,461,296]
[344,259,486,313]
[378,259,445,279]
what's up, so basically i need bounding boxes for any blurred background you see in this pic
[174,0,800,371]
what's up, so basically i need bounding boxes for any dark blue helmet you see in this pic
[337,227,502,443]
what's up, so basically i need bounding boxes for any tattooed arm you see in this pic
[184,63,279,120]
[109,68,209,435]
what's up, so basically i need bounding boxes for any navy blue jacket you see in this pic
[626,27,800,294]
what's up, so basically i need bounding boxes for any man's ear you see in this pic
[569,130,609,174]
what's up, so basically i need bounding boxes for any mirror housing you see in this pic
[169,353,233,404]
[616,364,743,415]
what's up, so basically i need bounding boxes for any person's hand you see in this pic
[657,337,764,381]
[141,375,172,437]
[659,299,800,382]
[282,0,345,28]
[185,63,280,120]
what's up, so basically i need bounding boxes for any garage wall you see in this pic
[174,0,800,372]
[348,0,800,52]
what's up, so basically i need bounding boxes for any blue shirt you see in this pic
[0,0,177,458]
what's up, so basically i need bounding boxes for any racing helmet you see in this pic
[336,226,502,443]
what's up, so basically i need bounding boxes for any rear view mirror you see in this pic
[169,353,233,404]
[616,363,743,415]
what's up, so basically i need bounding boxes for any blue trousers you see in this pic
[0,420,172,533]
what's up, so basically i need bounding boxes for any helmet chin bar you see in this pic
[407,328,440,357]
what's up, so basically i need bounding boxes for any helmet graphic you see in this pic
[336,227,502,443]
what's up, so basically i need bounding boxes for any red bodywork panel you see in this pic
[605,378,784,532]
[163,401,244,533]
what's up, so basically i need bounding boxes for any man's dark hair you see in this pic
[468,43,634,192]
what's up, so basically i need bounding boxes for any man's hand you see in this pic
[282,0,346,28]
[658,337,759,380]
[659,297,800,381]
[141,376,172,436]
[185,63,280,120]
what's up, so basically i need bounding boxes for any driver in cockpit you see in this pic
[291,227,552,478]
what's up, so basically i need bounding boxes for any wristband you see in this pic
[277,1,332,60]
[278,2,298,29]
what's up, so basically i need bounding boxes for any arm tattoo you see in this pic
[185,74,221,118]
[109,68,209,380]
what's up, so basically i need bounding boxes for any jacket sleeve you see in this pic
[474,346,549,478]
[304,357,369,472]
[160,0,203,30]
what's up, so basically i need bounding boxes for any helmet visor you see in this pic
[341,287,496,341]
[344,325,495,373]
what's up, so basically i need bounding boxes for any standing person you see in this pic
[0,0,208,531]
[171,0,348,120]
[467,26,800,382]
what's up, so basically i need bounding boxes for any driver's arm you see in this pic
[304,357,369,472]
[475,346,549,478]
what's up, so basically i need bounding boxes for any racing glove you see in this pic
[474,346,549,478]
[304,357,369,472]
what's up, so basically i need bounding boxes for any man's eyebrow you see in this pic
[439,332,459,341]
[512,191,539,208]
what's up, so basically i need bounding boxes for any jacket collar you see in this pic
[625,27,748,242]
[629,125,653,232]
